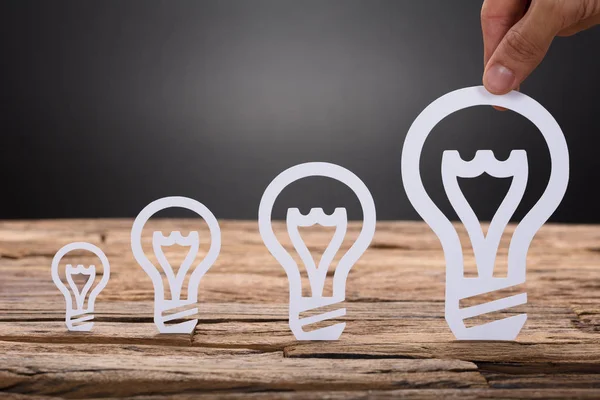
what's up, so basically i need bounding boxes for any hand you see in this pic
[481,0,600,95]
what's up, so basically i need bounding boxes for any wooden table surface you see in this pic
[1,219,599,399]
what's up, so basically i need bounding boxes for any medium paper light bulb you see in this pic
[259,162,376,340]
[131,196,221,334]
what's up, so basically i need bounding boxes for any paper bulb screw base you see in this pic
[290,296,347,340]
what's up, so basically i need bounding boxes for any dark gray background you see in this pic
[1,0,598,221]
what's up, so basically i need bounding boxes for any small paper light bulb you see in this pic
[51,242,110,331]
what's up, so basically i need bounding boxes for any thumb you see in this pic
[483,0,561,94]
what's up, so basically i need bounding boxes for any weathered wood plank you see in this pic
[4,389,600,400]
[0,322,192,347]
[481,371,600,389]
[284,342,600,370]
[0,341,262,357]
[0,219,599,398]
[0,351,484,397]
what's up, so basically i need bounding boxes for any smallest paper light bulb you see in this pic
[51,242,110,331]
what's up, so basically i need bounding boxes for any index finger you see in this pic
[481,0,529,67]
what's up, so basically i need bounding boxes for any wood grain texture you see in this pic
[0,219,599,398]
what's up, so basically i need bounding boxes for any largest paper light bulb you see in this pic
[131,196,221,334]
[259,162,376,340]
[401,86,569,340]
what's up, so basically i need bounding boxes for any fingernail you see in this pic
[484,64,516,94]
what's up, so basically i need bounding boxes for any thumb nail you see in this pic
[484,64,516,94]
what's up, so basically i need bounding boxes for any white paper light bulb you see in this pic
[401,86,569,340]
[259,162,376,340]
[51,242,110,331]
[131,196,221,334]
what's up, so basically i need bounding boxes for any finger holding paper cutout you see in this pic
[259,162,376,341]
[401,86,569,340]
[51,242,110,332]
[131,196,221,334]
